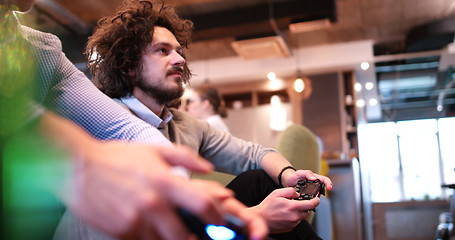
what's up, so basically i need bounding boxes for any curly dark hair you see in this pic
[86,0,193,98]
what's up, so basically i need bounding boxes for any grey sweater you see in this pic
[115,96,276,175]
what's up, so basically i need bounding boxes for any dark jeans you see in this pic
[226,170,322,240]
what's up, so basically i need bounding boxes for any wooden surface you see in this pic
[327,158,364,240]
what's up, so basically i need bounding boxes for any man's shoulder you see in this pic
[169,108,197,121]
[20,25,62,51]
[169,108,208,126]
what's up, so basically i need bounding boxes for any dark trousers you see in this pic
[226,170,322,240]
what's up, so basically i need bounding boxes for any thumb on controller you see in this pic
[271,187,300,199]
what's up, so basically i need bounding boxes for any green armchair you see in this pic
[276,124,321,175]
[276,124,321,223]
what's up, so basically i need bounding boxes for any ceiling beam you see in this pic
[179,0,337,41]
[35,0,91,35]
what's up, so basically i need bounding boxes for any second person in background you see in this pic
[187,86,230,132]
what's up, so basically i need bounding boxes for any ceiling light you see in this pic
[267,72,276,81]
[365,82,374,90]
[356,99,366,108]
[369,98,378,107]
[361,62,370,70]
[354,82,362,91]
[294,78,305,93]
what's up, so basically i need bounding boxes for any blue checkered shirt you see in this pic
[20,24,170,145]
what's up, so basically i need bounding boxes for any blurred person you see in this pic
[187,86,229,132]
[68,1,333,239]
[0,1,268,239]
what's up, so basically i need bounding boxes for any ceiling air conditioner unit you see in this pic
[231,35,290,59]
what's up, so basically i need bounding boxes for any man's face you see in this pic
[135,26,186,105]
[187,92,207,119]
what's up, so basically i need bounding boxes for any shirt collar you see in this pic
[120,96,173,129]
[119,96,189,179]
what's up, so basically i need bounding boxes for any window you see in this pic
[439,118,455,185]
[397,119,440,200]
[358,117,455,202]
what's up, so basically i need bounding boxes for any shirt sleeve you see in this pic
[171,110,276,175]
[200,124,277,175]
[43,46,171,145]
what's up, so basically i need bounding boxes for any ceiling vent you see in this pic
[231,35,290,59]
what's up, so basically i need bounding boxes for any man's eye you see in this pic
[157,48,168,54]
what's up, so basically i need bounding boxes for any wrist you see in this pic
[247,205,264,221]
[277,166,296,187]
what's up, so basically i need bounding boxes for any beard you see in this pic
[136,74,184,106]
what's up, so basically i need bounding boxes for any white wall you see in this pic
[224,103,292,148]
[189,40,375,86]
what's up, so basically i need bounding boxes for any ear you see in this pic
[128,70,137,83]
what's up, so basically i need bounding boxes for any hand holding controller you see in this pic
[293,179,326,211]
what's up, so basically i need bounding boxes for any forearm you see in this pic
[38,111,97,157]
[196,120,272,174]
[260,152,294,186]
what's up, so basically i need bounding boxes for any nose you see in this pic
[171,51,185,67]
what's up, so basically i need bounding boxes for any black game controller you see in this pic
[293,179,326,204]
[178,208,248,240]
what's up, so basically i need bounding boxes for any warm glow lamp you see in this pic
[289,74,312,100]
[294,77,305,93]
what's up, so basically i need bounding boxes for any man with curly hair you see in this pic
[56,1,332,239]
[61,1,332,239]
[1,0,268,239]
[60,1,333,239]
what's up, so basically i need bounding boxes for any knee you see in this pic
[230,169,278,189]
